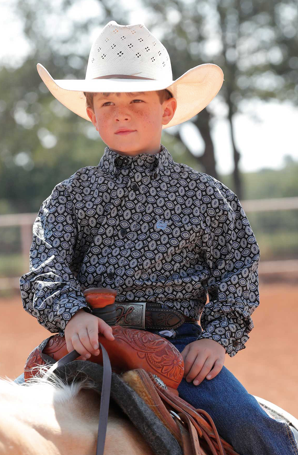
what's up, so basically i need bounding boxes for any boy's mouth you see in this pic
[115,129,136,135]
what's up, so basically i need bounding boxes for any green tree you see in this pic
[141,0,298,199]
[0,0,127,213]
[0,0,204,214]
[1,0,298,213]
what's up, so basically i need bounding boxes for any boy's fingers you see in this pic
[206,360,224,380]
[180,344,190,362]
[181,344,189,366]
[66,340,74,354]
[71,333,91,358]
[87,326,101,354]
[78,329,96,356]
[192,358,214,386]
[185,353,206,382]
[66,339,86,359]
[98,319,115,340]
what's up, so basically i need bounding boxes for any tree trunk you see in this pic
[226,94,243,199]
[194,108,219,180]
[172,108,219,180]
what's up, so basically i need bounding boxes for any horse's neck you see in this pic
[0,381,100,455]
[0,380,154,455]
[0,413,60,455]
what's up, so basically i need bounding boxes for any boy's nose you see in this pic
[116,115,130,121]
[115,108,131,122]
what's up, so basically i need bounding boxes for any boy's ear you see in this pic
[162,97,177,126]
[86,107,96,126]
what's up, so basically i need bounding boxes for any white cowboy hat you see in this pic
[36,21,224,129]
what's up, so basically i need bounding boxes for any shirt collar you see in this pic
[98,144,174,179]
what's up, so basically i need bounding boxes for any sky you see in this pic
[1,0,298,175]
[179,99,298,174]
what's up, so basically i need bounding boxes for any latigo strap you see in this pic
[122,369,240,455]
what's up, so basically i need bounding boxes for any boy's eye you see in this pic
[101,99,143,107]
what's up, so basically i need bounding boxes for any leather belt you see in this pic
[114,302,196,330]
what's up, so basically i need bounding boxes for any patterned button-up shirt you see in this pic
[20,144,260,357]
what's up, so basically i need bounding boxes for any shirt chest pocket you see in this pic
[150,219,199,253]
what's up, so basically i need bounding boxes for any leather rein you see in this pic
[53,344,112,455]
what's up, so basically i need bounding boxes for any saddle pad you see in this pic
[54,360,182,455]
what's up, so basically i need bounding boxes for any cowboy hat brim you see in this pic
[37,63,224,129]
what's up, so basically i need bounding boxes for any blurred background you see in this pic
[0,0,297,416]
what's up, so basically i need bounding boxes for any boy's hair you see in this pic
[84,89,173,111]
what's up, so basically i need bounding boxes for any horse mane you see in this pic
[0,364,98,406]
[0,366,155,455]
[0,366,105,455]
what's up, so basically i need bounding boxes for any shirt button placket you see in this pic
[118,178,130,239]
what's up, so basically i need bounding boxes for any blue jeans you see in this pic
[152,323,298,455]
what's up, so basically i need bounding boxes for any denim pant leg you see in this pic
[155,323,298,455]
[14,373,25,384]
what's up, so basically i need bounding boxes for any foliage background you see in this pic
[0,0,297,279]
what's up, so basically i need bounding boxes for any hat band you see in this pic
[92,74,156,81]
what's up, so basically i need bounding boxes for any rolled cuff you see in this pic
[197,324,250,357]
[26,295,92,336]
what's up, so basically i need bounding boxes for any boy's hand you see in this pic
[64,309,114,360]
[181,339,225,386]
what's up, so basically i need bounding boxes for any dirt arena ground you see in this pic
[0,283,297,417]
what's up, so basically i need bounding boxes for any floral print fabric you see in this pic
[20,144,260,357]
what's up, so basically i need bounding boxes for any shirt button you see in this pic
[132,183,138,192]
[120,228,127,237]
[232,340,241,347]
[153,172,158,179]
[107,272,114,280]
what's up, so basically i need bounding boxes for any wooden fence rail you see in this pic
[1,197,298,290]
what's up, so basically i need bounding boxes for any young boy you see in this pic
[20,21,298,454]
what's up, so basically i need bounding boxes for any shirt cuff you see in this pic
[41,299,93,335]
[197,328,249,358]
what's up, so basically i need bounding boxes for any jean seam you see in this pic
[280,421,298,455]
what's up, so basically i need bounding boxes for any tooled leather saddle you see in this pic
[24,288,239,455]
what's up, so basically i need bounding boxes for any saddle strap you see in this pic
[122,369,202,454]
[152,380,239,455]
[156,387,224,455]
[122,368,182,443]
[53,345,112,455]
[152,383,224,455]
[122,369,239,455]
[177,421,199,455]
[176,412,202,454]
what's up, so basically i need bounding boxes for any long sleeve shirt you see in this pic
[20,144,260,357]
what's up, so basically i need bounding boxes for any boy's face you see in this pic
[86,91,177,156]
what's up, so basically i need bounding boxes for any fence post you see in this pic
[20,223,32,274]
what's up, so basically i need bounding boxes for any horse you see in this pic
[0,371,153,455]
[1,367,298,455]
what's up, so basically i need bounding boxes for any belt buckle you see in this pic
[115,302,146,329]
